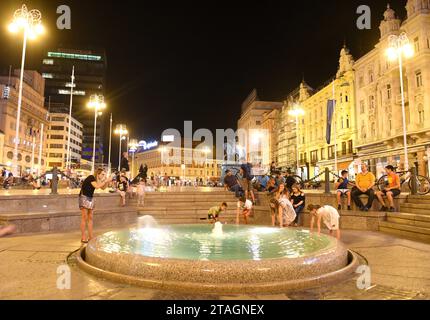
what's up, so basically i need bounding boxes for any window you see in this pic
[51,117,65,122]
[414,37,420,52]
[359,76,364,87]
[348,140,353,154]
[320,148,326,160]
[369,96,375,110]
[418,104,425,124]
[311,150,318,163]
[342,142,347,155]
[416,71,423,88]
[49,144,63,149]
[387,84,392,99]
[50,135,64,140]
[345,95,349,102]
[360,100,365,114]
[328,146,334,159]
[256,121,261,126]
[341,116,344,129]
[346,115,350,128]
[50,126,65,131]
[368,69,374,83]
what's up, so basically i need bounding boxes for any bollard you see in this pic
[51,166,58,195]
[324,167,331,194]
[410,167,418,196]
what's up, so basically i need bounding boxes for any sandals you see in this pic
[81,239,88,244]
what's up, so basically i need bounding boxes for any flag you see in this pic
[326,99,336,144]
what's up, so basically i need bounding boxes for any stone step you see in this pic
[142,201,240,207]
[401,203,430,210]
[379,221,430,243]
[407,196,430,204]
[398,207,430,215]
[380,220,430,237]
[387,215,430,229]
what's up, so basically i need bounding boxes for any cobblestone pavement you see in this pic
[0,228,429,300]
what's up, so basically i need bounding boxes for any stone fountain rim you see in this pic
[76,247,360,294]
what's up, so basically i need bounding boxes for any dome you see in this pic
[384,4,396,20]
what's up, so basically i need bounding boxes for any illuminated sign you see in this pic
[139,140,159,150]
[162,135,175,142]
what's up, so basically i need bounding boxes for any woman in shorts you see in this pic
[79,168,111,243]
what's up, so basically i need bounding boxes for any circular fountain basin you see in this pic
[79,225,358,294]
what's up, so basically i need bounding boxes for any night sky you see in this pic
[0,0,407,142]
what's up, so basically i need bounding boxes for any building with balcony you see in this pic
[46,113,83,169]
[0,70,49,175]
[354,2,430,177]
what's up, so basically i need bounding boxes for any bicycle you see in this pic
[376,170,430,196]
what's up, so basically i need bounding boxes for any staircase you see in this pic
[137,191,241,224]
[379,195,430,243]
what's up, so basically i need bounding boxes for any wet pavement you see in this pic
[0,228,429,300]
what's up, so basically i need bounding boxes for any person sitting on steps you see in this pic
[335,170,352,211]
[351,163,376,212]
[375,165,401,213]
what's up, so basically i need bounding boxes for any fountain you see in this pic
[78,221,359,294]
[212,222,224,237]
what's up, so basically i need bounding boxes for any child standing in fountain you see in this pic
[208,202,228,224]
[236,197,253,225]
[308,204,341,240]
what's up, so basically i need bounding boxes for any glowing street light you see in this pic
[386,32,414,170]
[8,4,45,176]
[288,104,305,175]
[114,124,128,172]
[87,94,106,173]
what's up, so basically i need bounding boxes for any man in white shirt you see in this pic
[237,197,253,225]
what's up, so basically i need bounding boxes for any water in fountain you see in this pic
[137,215,158,230]
[212,222,224,237]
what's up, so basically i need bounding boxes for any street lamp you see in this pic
[288,104,305,175]
[386,32,414,170]
[114,124,128,172]
[87,94,106,173]
[8,4,45,176]
[128,138,139,179]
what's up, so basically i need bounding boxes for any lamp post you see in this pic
[8,4,45,176]
[65,66,75,171]
[386,32,414,170]
[108,113,113,175]
[128,138,139,179]
[87,94,106,173]
[288,105,305,175]
[114,124,128,172]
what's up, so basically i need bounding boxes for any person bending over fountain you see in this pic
[79,168,112,244]
[208,202,228,224]
[236,197,253,225]
[308,204,341,240]
[278,189,296,228]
